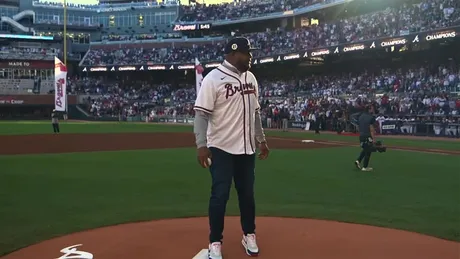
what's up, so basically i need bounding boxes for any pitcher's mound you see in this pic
[1,217,458,259]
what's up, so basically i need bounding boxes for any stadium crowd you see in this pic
[33,0,326,22]
[8,0,458,130]
[32,0,171,9]
[100,33,182,42]
[179,0,328,22]
[32,0,99,9]
[81,0,460,66]
[75,60,460,124]
[73,77,196,117]
[0,46,60,61]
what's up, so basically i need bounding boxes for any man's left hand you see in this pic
[258,142,270,160]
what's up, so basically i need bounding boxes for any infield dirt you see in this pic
[0,132,339,155]
[0,132,458,155]
[0,132,458,259]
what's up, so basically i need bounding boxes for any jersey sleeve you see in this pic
[194,76,216,114]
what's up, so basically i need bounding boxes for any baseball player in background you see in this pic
[193,37,270,259]
[354,104,376,171]
[51,109,60,134]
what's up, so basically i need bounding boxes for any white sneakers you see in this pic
[208,234,259,259]
[354,160,361,169]
[242,233,259,256]
[355,161,373,171]
[208,242,222,259]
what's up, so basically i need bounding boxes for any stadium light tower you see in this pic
[63,0,68,115]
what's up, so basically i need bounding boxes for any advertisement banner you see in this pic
[0,95,76,105]
[173,23,212,32]
[0,60,53,69]
[288,121,307,129]
[54,56,67,112]
[79,25,459,73]
[380,120,398,134]
[0,96,25,105]
[139,117,458,138]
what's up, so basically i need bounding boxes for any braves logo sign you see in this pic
[55,78,65,109]
[55,244,93,259]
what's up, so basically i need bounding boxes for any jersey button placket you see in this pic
[240,84,247,155]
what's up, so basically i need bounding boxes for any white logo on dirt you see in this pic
[55,244,93,259]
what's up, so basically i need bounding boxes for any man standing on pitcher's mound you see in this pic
[193,37,270,259]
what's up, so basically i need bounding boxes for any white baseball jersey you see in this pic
[194,62,260,155]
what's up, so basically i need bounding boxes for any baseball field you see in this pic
[0,121,459,259]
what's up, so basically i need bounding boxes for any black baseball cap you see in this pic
[224,37,258,54]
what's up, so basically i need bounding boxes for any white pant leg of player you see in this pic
[407,124,413,134]
[405,125,411,134]
[400,125,410,134]
[267,118,272,128]
[433,125,442,135]
[305,121,310,131]
[446,126,456,137]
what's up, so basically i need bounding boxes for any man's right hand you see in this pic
[197,147,212,168]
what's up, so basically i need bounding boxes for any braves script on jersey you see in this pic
[194,63,261,155]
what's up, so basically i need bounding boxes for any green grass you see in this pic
[0,121,191,135]
[0,121,458,150]
[0,147,459,256]
[268,131,460,151]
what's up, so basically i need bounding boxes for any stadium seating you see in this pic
[1,0,459,128]
[178,0,327,22]
[81,0,460,66]
[0,79,35,94]
[74,57,460,119]
[0,46,60,61]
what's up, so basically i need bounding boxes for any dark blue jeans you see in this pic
[52,123,60,133]
[208,147,256,243]
[357,136,373,167]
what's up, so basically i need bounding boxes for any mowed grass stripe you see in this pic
[0,147,458,256]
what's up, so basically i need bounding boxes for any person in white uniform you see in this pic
[193,37,270,259]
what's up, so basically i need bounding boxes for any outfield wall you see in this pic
[1,105,459,138]
[123,115,460,138]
